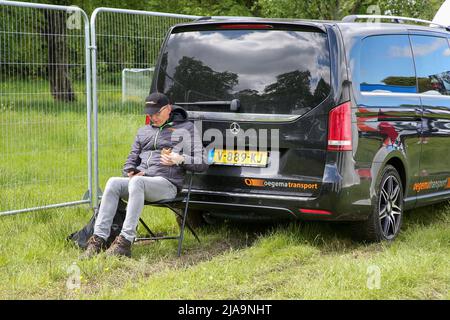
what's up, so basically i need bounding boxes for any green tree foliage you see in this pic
[20,0,444,27]
[376,0,444,20]
[146,0,255,16]
[253,0,382,20]
[13,0,449,27]
[253,0,443,20]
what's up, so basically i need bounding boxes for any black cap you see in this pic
[144,92,170,115]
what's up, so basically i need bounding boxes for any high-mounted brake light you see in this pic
[327,102,352,151]
[217,24,274,30]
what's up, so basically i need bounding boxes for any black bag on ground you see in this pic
[67,199,127,249]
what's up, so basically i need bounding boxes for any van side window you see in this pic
[360,35,417,93]
[410,35,450,96]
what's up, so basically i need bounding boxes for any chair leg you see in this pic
[177,200,189,257]
[139,218,156,238]
[177,173,194,257]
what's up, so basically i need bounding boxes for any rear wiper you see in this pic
[175,99,241,112]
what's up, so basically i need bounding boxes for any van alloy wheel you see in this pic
[350,165,404,242]
[378,175,402,239]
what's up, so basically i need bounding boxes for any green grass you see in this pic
[0,80,449,299]
[0,202,448,299]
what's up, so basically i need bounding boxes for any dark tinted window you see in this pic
[156,26,331,114]
[360,35,417,93]
[410,35,450,95]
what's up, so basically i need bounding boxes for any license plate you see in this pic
[211,149,268,167]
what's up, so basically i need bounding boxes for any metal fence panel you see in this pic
[90,8,198,207]
[0,1,92,216]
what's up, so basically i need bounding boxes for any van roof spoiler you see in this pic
[178,17,327,33]
[342,15,450,32]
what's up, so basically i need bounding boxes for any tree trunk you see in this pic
[43,10,75,102]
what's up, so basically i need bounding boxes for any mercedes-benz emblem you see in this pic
[230,122,240,135]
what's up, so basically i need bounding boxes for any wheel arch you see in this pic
[385,157,407,196]
[369,151,409,200]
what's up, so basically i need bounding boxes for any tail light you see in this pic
[327,102,352,151]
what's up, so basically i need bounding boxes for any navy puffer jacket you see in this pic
[122,105,209,192]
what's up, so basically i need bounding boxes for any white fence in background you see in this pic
[0,1,92,215]
[90,8,198,207]
[0,1,199,215]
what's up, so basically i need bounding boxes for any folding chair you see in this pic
[134,171,200,257]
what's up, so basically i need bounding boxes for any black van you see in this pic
[151,15,450,242]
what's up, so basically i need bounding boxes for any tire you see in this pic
[352,165,404,242]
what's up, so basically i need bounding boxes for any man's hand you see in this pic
[160,152,184,166]
[127,171,144,178]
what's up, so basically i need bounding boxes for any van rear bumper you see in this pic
[180,185,373,222]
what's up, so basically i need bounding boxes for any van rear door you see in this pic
[153,22,336,197]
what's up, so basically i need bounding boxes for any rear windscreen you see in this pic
[156,26,331,114]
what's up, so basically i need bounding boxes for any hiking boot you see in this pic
[80,235,106,260]
[105,235,132,258]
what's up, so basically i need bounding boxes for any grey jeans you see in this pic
[93,175,178,242]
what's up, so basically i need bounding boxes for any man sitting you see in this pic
[82,92,208,259]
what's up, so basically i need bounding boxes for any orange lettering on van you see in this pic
[413,182,430,192]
